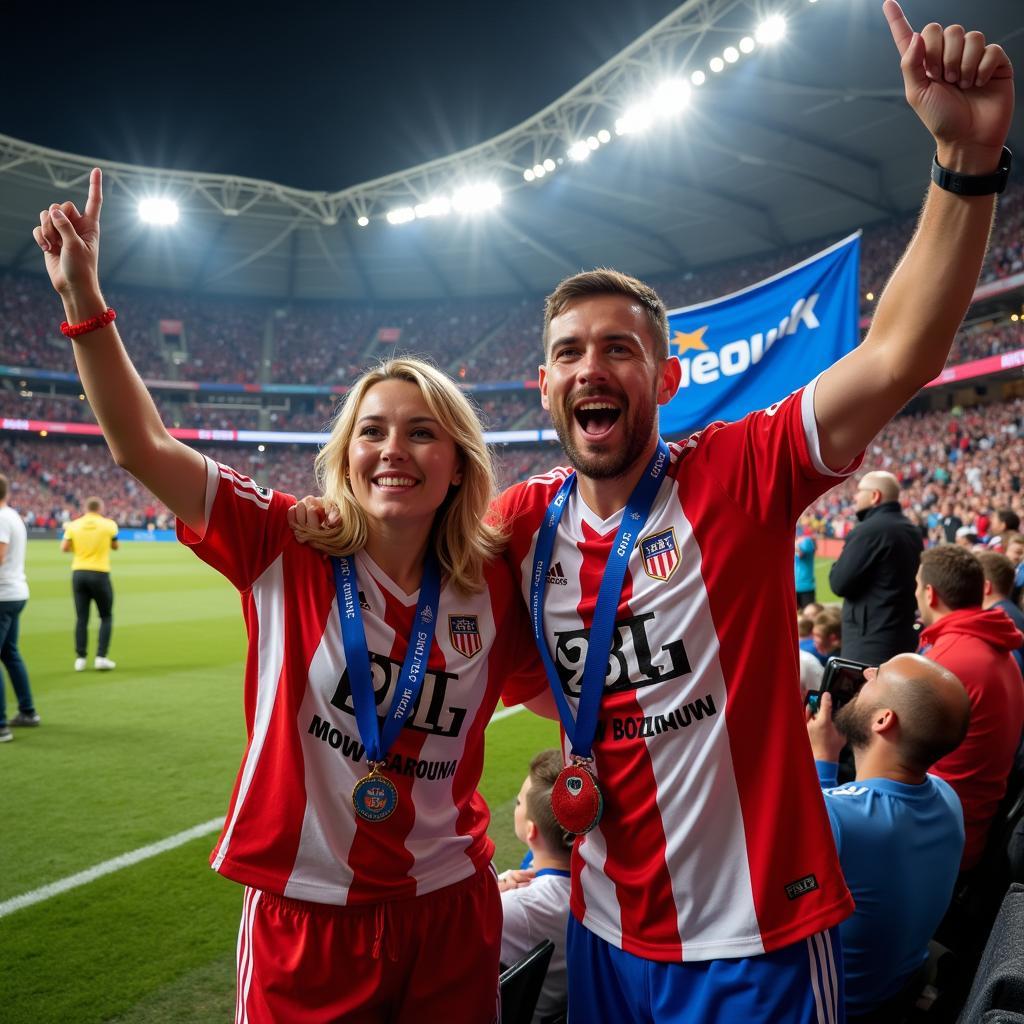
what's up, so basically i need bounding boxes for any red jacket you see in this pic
[921,607,1024,869]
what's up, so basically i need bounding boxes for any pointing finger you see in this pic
[883,0,914,57]
[84,167,103,223]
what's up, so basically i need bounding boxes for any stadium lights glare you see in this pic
[533,163,547,178]
[596,130,611,145]
[386,206,415,225]
[615,104,653,136]
[356,215,369,226]
[755,14,787,44]
[523,168,536,182]
[543,158,556,172]
[587,136,600,151]
[414,196,451,219]
[691,70,706,86]
[739,36,755,53]
[568,140,592,161]
[723,46,739,64]
[452,183,502,213]
[651,78,691,117]
[138,197,179,226]
[709,56,725,73]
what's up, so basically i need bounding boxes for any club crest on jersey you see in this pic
[640,528,680,582]
[449,615,482,658]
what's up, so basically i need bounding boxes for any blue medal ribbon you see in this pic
[529,440,670,760]
[333,552,441,764]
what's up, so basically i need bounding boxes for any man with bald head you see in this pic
[807,654,969,1020]
[829,470,924,663]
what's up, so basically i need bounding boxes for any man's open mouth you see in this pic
[573,401,622,437]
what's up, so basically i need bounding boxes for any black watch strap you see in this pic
[932,146,1012,196]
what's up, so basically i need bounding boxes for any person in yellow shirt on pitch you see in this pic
[61,496,119,671]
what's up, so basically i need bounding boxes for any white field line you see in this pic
[0,705,528,920]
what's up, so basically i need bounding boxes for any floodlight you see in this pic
[755,14,786,44]
[414,197,451,219]
[357,215,369,226]
[723,46,739,63]
[709,56,725,73]
[691,70,706,86]
[568,140,591,161]
[587,136,599,150]
[739,36,755,53]
[523,168,536,182]
[452,183,502,213]
[533,163,546,178]
[615,104,654,136]
[652,79,691,117]
[597,129,611,144]
[138,197,179,226]
[543,158,556,172]
[386,206,415,225]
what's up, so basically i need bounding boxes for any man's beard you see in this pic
[549,385,659,480]
[833,696,875,750]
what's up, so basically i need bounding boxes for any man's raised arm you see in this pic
[814,1,1014,471]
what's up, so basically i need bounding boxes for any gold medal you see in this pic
[352,762,399,822]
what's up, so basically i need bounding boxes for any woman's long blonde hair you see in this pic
[294,358,506,593]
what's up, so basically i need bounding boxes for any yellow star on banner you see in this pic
[670,325,709,355]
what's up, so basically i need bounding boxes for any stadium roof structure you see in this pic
[2,0,1022,304]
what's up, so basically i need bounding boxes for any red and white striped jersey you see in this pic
[494,383,858,962]
[179,457,544,906]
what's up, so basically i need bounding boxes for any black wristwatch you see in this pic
[931,146,1012,196]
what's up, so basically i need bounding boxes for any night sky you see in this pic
[2,0,683,191]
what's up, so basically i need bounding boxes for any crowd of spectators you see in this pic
[4,187,1023,400]
[4,388,1022,532]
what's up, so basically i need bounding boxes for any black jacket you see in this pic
[829,501,923,664]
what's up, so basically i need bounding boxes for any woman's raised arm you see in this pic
[34,169,207,531]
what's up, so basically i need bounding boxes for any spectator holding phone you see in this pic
[917,544,1024,869]
[806,654,969,1020]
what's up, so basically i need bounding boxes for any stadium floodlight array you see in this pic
[520,11,790,186]
[0,0,816,252]
[137,197,179,226]
[385,182,502,224]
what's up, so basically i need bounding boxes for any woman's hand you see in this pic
[33,167,104,306]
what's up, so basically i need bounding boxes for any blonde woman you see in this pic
[34,170,545,1024]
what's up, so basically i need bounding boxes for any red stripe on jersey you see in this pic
[570,519,683,960]
[676,396,854,951]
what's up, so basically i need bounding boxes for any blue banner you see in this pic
[661,232,861,436]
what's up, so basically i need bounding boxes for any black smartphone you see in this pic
[807,657,872,715]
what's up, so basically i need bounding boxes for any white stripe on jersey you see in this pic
[287,595,362,904]
[405,589,500,885]
[236,886,261,1024]
[214,554,287,872]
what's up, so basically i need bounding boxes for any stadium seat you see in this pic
[956,884,1024,1024]
[935,775,1024,962]
[499,939,554,1024]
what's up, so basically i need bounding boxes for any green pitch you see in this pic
[0,541,558,1024]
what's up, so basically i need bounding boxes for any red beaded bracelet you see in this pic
[60,308,117,338]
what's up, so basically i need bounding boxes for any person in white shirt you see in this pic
[0,474,39,742]
[499,749,573,1023]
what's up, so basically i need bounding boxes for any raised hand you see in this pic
[884,1,1014,172]
[32,167,103,298]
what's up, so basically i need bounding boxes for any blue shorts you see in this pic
[566,917,844,1024]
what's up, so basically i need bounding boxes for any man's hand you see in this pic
[497,868,536,893]
[33,168,104,302]
[884,1,1013,173]
[805,692,845,763]
[287,495,342,554]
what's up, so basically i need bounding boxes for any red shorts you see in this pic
[235,867,502,1024]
